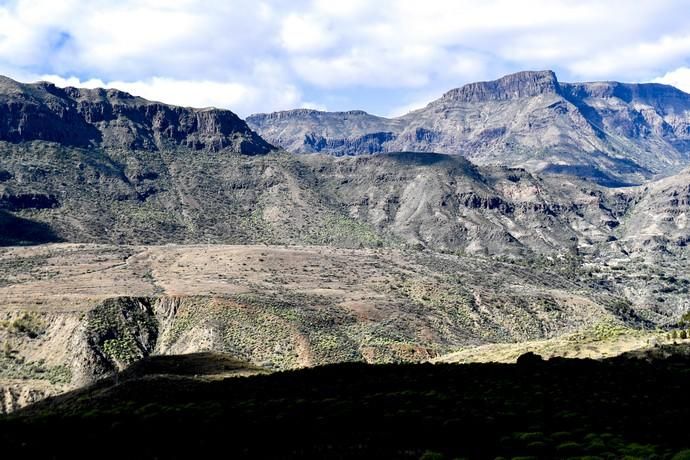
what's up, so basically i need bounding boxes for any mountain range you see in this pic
[248,70,690,186]
[1,71,690,415]
[0,72,689,257]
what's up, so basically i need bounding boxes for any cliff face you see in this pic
[0,76,274,154]
[440,70,561,102]
[247,70,690,185]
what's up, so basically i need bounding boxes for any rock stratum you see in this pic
[248,70,690,186]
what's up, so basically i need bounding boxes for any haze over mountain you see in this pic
[248,70,690,186]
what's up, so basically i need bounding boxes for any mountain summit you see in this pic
[441,70,561,102]
[247,70,690,185]
[0,76,274,154]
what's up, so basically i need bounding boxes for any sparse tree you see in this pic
[680,330,688,340]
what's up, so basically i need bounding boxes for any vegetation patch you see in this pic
[0,354,72,385]
[86,297,158,370]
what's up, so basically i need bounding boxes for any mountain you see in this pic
[619,167,690,251]
[0,143,636,254]
[0,76,274,154]
[1,76,690,416]
[1,73,689,258]
[247,70,690,186]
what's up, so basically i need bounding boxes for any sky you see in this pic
[1,0,690,117]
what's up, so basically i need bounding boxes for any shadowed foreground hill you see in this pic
[2,347,690,459]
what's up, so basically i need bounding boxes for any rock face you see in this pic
[0,76,274,154]
[619,168,690,251]
[247,70,690,185]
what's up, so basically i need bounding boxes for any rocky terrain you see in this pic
[2,141,689,257]
[0,74,689,414]
[248,70,690,186]
[0,76,273,154]
[1,242,688,413]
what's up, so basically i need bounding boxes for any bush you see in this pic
[672,450,690,460]
[10,312,46,338]
[419,451,444,460]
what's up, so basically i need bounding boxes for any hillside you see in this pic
[0,74,688,256]
[2,141,689,256]
[248,70,690,186]
[2,348,690,459]
[2,242,689,412]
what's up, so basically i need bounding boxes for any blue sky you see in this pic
[1,0,690,117]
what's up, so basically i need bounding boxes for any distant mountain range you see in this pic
[0,72,689,256]
[248,70,690,186]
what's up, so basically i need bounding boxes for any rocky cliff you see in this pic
[0,76,274,154]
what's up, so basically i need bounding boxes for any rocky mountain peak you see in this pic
[440,70,561,103]
[0,75,275,154]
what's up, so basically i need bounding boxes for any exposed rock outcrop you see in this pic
[0,76,274,154]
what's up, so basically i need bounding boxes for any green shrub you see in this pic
[556,442,582,455]
[10,312,46,338]
[419,451,444,460]
[672,449,690,460]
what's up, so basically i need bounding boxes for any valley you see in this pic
[1,242,688,413]
[0,71,689,422]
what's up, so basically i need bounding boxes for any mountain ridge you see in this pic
[247,70,690,185]
[0,76,274,154]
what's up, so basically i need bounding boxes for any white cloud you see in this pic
[1,0,690,114]
[569,34,690,79]
[38,74,302,117]
[653,67,690,94]
[280,14,336,53]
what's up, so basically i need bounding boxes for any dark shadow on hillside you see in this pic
[542,163,640,187]
[0,210,63,246]
[3,345,690,459]
[384,151,464,166]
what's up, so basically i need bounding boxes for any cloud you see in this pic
[569,34,690,79]
[38,74,303,117]
[1,0,690,115]
[280,14,336,53]
[653,67,690,94]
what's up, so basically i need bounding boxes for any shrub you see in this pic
[10,312,46,338]
[672,450,690,460]
[419,451,444,460]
